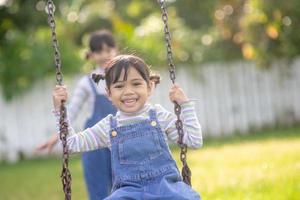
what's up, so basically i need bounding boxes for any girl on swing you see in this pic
[53,54,202,199]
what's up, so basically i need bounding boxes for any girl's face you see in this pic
[107,67,152,113]
[90,44,117,67]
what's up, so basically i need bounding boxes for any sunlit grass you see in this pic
[187,140,300,199]
[1,126,300,200]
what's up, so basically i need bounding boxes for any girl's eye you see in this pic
[114,84,124,89]
[133,82,142,86]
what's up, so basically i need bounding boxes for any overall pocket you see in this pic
[118,131,163,165]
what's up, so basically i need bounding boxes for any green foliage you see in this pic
[212,0,300,66]
[0,1,83,100]
[0,28,82,100]
[1,0,300,100]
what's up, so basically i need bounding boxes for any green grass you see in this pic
[1,126,300,200]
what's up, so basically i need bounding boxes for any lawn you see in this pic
[1,126,300,200]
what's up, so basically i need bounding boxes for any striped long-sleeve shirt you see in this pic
[67,67,106,123]
[55,101,202,153]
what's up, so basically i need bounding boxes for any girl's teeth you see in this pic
[124,99,136,106]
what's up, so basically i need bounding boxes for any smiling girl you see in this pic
[53,55,202,199]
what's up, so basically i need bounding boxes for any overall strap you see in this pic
[149,109,157,121]
[109,115,118,130]
[87,75,98,95]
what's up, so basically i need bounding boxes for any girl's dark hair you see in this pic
[86,29,116,59]
[92,55,160,88]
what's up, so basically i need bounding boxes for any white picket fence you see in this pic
[0,60,299,162]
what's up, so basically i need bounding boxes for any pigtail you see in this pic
[85,51,92,60]
[150,74,161,86]
[92,73,105,84]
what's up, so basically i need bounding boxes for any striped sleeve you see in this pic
[155,102,203,149]
[54,110,111,153]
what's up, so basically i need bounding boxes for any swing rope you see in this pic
[157,0,192,186]
[46,1,72,199]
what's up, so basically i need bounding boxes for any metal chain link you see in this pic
[157,0,192,186]
[46,1,72,199]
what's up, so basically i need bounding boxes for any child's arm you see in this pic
[157,84,203,149]
[36,78,89,153]
[35,133,59,153]
[53,85,110,153]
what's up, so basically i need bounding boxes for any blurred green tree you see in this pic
[0,0,82,100]
[1,0,300,100]
[210,0,300,66]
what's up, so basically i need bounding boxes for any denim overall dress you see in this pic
[105,109,201,200]
[82,77,117,200]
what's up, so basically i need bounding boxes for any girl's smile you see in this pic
[122,98,138,107]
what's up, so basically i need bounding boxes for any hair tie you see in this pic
[92,73,105,84]
[150,75,161,86]
[85,51,92,60]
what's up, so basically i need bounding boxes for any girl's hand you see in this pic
[35,133,59,153]
[53,85,68,109]
[169,84,189,105]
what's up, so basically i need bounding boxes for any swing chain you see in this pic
[46,0,63,85]
[46,1,72,199]
[158,0,192,186]
[157,0,176,84]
